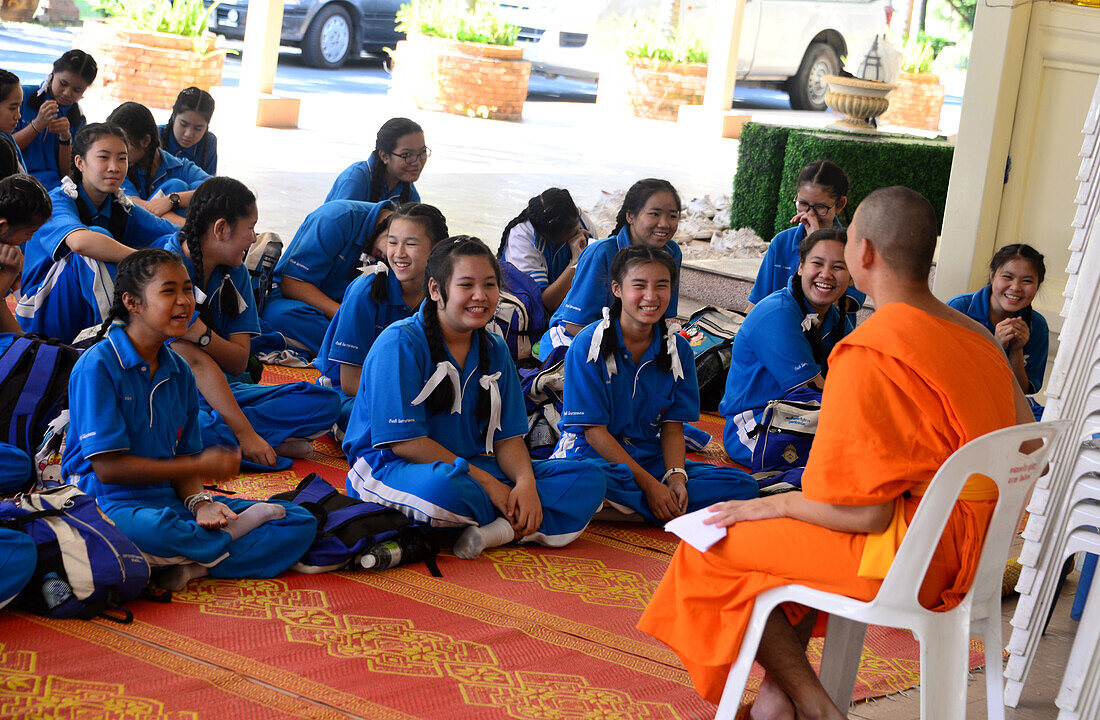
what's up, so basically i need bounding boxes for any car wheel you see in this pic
[302,5,353,69]
[788,42,839,111]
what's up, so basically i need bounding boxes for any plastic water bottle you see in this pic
[359,537,431,570]
[41,572,75,611]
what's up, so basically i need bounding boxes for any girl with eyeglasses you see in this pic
[325,117,427,205]
[159,87,218,175]
[747,160,865,317]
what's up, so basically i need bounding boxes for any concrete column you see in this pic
[239,0,300,127]
[702,0,748,112]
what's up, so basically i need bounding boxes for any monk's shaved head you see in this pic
[849,186,937,281]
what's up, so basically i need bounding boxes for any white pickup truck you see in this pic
[492,0,892,111]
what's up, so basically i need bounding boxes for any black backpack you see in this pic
[679,307,745,410]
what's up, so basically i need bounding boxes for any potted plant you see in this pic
[80,0,225,110]
[1,0,41,22]
[389,0,530,122]
[879,33,947,132]
[598,18,708,122]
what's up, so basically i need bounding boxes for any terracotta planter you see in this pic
[879,71,945,132]
[619,56,707,122]
[823,75,895,133]
[78,21,225,111]
[0,0,40,22]
[390,34,531,122]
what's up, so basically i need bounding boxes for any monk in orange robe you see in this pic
[638,186,1036,719]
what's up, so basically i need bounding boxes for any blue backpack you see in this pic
[492,262,548,366]
[270,474,441,575]
[0,484,151,621]
[748,385,822,489]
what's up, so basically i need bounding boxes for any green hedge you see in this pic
[731,123,955,241]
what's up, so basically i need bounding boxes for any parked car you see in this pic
[206,0,404,68]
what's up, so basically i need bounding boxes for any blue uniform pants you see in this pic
[260,288,331,356]
[99,486,316,578]
[0,442,33,495]
[200,380,341,457]
[347,454,606,546]
[0,527,36,609]
[16,254,102,344]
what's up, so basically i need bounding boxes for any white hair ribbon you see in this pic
[113,188,133,210]
[665,322,684,382]
[60,176,79,200]
[479,371,502,455]
[587,306,617,377]
[361,260,389,277]
[217,275,250,314]
[410,361,462,414]
[801,314,821,333]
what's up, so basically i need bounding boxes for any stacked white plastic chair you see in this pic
[1003,75,1100,710]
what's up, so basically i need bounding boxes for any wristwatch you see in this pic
[168,192,181,211]
[58,136,71,145]
[197,328,212,347]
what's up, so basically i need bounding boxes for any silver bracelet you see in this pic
[184,491,214,514]
[29,119,41,133]
[661,467,688,484]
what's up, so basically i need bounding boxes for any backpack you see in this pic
[270,473,440,575]
[748,385,822,486]
[680,306,745,410]
[0,484,151,621]
[245,231,283,314]
[491,262,548,365]
[0,335,81,491]
[518,344,568,459]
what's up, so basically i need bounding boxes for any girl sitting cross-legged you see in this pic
[61,248,317,590]
[343,236,606,559]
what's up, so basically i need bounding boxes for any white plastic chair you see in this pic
[1056,520,1100,719]
[714,422,1064,720]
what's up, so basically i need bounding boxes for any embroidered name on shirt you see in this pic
[388,418,415,424]
[79,431,97,440]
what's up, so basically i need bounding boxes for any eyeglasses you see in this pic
[794,198,838,217]
[389,148,431,163]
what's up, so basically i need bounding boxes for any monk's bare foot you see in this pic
[226,502,286,540]
[275,438,313,458]
[750,676,796,720]
[155,563,210,591]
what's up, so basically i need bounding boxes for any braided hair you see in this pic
[420,236,501,423]
[600,246,679,373]
[611,179,681,239]
[497,188,581,259]
[27,50,97,128]
[989,243,1046,326]
[369,118,423,203]
[94,248,187,341]
[160,87,215,162]
[178,176,256,317]
[70,122,129,185]
[0,173,52,230]
[106,102,161,198]
[791,227,848,370]
[371,201,448,303]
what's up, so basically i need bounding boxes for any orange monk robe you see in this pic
[637,303,1020,704]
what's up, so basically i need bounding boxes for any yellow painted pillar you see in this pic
[678,0,749,137]
[240,0,300,127]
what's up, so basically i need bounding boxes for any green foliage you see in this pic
[731,123,954,240]
[93,0,218,43]
[396,0,519,47]
[938,0,977,31]
[899,32,939,74]
[623,18,707,64]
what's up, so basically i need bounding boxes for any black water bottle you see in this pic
[254,238,282,311]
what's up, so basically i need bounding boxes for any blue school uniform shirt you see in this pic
[122,149,209,200]
[324,156,421,204]
[342,308,528,468]
[560,317,699,457]
[158,123,218,175]
[16,82,85,189]
[156,232,260,338]
[549,226,682,331]
[947,285,1050,392]
[273,199,390,303]
[314,268,412,384]
[502,220,575,290]
[748,223,866,309]
[61,324,203,498]
[719,279,851,463]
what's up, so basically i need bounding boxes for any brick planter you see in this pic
[623,56,707,122]
[0,0,40,22]
[390,34,530,122]
[78,21,225,111]
[880,71,945,132]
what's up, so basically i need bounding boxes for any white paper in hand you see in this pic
[665,507,727,553]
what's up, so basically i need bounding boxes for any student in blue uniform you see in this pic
[159,87,218,175]
[107,102,209,225]
[13,50,97,189]
[554,246,757,523]
[17,123,178,343]
[498,188,590,314]
[156,177,340,470]
[747,160,864,318]
[720,228,854,466]
[540,178,682,361]
[262,199,393,356]
[0,70,28,180]
[61,248,316,590]
[0,527,36,610]
[315,202,448,436]
[343,237,605,559]
[325,118,426,204]
[948,243,1049,416]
